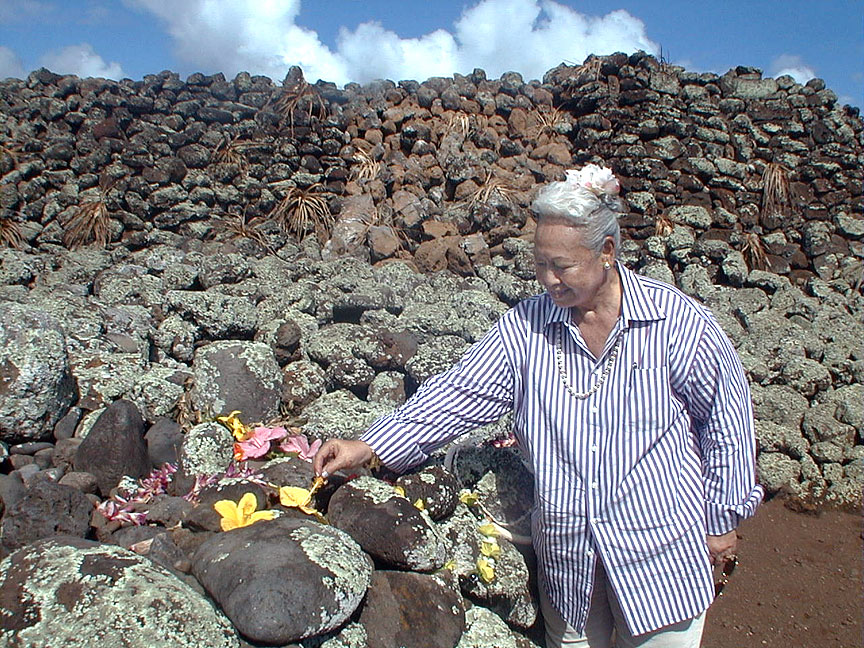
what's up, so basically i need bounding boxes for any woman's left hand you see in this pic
[706,529,738,566]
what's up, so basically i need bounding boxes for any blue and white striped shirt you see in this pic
[362,263,763,636]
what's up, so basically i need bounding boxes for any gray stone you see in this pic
[192,517,372,645]
[178,421,233,480]
[359,571,464,648]
[125,365,189,424]
[668,206,711,230]
[301,390,393,440]
[192,341,282,421]
[0,302,76,442]
[456,605,538,648]
[328,475,447,572]
[756,452,801,493]
[0,479,92,553]
[165,290,257,340]
[0,537,239,647]
[73,399,150,496]
[145,418,184,468]
[405,335,469,385]
[754,420,809,458]
[395,466,459,521]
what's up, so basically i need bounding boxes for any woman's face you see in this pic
[533,220,614,311]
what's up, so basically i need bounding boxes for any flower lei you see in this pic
[564,163,620,199]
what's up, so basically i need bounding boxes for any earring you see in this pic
[603,261,611,270]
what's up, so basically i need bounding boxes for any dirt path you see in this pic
[702,497,862,648]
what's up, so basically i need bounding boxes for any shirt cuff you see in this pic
[705,484,765,535]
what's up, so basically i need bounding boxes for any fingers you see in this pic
[313,440,374,477]
[313,440,340,477]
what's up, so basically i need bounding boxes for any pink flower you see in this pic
[278,434,322,462]
[234,426,289,460]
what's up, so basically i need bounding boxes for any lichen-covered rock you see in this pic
[0,302,76,442]
[755,420,810,459]
[125,365,189,424]
[294,622,368,648]
[0,537,239,648]
[327,475,447,571]
[0,479,92,554]
[300,390,393,440]
[192,517,373,645]
[757,452,802,493]
[178,421,234,480]
[396,465,460,521]
[165,289,257,340]
[405,334,468,385]
[456,605,540,648]
[70,351,148,407]
[192,340,282,421]
[73,399,150,496]
[359,570,465,648]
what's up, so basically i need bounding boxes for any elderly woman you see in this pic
[314,164,762,648]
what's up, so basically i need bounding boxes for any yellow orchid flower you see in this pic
[213,492,275,531]
[413,498,425,511]
[442,560,457,571]
[476,557,495,583]
[477,522,499,538]
[480,538,501,558]
[393,485,406,497]
[279,486,326,522]
[458,490,479,506]
[217,410,252,441]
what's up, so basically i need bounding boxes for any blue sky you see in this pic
[0,0,860,107]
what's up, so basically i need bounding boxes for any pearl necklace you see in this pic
[555,325,622,399]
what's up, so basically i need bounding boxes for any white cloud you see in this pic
[0,45,25,78]
[127,0,658,86]
[0,0,52,24]
[39,43,125,79]
[769,54,816,85]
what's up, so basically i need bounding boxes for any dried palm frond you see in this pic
[761,163,791,224]
[0,214,22,248]
[172,376,201,432]
[470,169,516,207]
[655,212,674,237]
[214,134,249,173]
[62,176,116,249]
[533,106,569,138]
[741,231,770,270]
[272,76,327,135]
[446,113,471,139]
[349,149,381,183]
[268,183,333,240]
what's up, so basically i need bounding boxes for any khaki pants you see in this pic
[540,562,706,648]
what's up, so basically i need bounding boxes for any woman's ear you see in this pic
[602,235,616,262]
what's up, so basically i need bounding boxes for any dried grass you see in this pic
[214,134,249,173]
[470,169,517,207]
[655,212,674,237]
[742,231,770,270]
[0,215,22,248]
[63,176,117,250]
[272,77,327,135]
[349,149,381,183]
[761,163,791,224]
[172,376,201,432]
[268,182,333,240]
[533,106,568,138]
[445,113,471,140]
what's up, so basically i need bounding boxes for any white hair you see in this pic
[531,164,624,254]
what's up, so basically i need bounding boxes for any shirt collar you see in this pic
[542,262,666,329]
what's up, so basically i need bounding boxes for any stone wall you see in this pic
[0,52,862,510]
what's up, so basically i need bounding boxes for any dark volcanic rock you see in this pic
[0,479,92,555]
[0,536,239,647]
[327,475,446,571]
[359,570,465,648]
[396,465,460,521]
[191,517,372,645]
[73,399,150,496]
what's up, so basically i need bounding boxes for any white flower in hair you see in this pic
[565,164,620,198]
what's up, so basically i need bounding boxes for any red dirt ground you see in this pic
[702,496,862,648]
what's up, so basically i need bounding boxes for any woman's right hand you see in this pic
[313,439,375,477]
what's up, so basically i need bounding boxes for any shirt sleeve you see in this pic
[361,322,515,473]
[679,312,764,535]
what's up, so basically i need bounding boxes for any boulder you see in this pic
[192,517,373,645]
[327,475,446,571]
[192,341,282,422]
[359,570,465,648]
[73,399,150,496]
[396,465,460,521]
[0,479,92,555]
[0,302,76,442]
[178,421,234,482]
[0,537,239,648]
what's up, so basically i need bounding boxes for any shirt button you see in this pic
[590,444,598,452]
[586,549,595,557]
[591,405,599,413]
[591,481,598,489]
[592,517,600,525]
